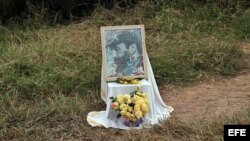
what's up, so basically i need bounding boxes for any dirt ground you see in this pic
[162,72,250,122]
[161,43,250,122]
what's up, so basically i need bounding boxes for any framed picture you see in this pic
[101,25,147,81]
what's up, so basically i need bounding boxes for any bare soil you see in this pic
[162,73,250,122]
[161,43,250,122]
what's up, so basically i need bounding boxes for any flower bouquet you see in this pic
[110,87,149,127]
[116,77,140,84]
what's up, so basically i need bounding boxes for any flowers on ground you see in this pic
[110,87,149,122]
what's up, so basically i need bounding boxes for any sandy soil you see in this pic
[161,43,250,122]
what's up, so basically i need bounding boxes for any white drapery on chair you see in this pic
[87,53,174,129]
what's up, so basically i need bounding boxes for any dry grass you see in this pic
[0,2,250,140]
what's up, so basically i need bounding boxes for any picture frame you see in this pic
[101,25,148,81]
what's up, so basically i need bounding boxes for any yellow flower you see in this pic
[135,111,142,118]
[126,99,132,104]
[117,95,124,103]
[124,112,131,118]
[144,98,148,104]
[141,104,148,113]
[113,88,149,120]
[121,110,126,116]
[137,93,147,99]
[131,79,139,84]
[136,99,144,106]
[123,94,132,104]
[124,94,130,100]
[127,106,133,112]
[134,104,140,111]
[132,95,140,103]
[121,107,127,112]
[119,103,127,110]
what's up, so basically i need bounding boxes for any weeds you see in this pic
[0,1,249,140]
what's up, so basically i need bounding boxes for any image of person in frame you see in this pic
[106,30,144,77]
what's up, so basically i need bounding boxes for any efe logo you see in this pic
[224,125,249,141]
[228,129,246,136]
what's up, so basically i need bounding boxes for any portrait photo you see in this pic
[101,25,147,81]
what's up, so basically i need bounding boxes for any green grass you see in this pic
[233,9,250,39]
[0,1,250,140]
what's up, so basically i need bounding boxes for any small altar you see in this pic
[87,78,173,130]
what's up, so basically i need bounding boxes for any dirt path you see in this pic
[161,43,250,122]
[162,73,250,122]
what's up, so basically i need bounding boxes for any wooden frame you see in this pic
[101,25,147,81]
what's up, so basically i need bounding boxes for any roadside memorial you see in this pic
[87,25,173,129]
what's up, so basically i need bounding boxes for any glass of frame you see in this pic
[101,25,147,81]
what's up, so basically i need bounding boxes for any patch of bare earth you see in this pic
[161,43,250,122]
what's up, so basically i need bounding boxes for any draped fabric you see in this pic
[87,53,173,129]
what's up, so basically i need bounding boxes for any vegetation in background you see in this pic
[0,0,249,23]
[0,0,138,23]
[0,0,249,140]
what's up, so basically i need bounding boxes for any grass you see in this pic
[0,1,250,140]
[233,9,250,39]
[0,95,249,140]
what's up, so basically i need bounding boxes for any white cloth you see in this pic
[87,53,174,129]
